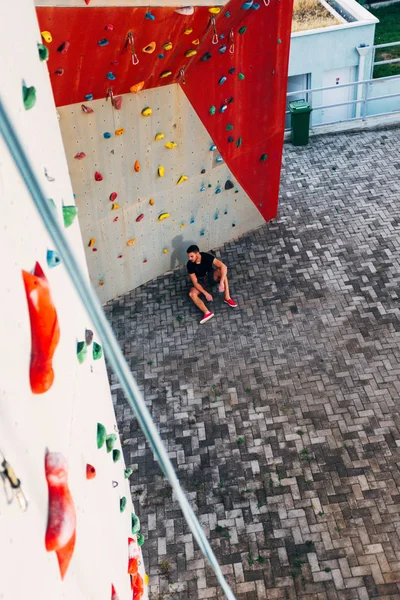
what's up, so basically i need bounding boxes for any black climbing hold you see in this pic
[201,169,206,174]
[232,223,236,227]
[236,137,242,148]
[201,52,212,61]
[260,154,268,162]
[225,180,234,190]
[208,184,212,188]
[228,136,234,143]
[228,67,236,74]
[235,190,239,194]
[228,97,234,104]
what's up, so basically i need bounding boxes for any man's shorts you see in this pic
[198,270,217,287]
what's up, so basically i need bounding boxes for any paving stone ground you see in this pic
[105,126,400,600]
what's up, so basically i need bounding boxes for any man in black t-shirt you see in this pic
[186,245,237,324]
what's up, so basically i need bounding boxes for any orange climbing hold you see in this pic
[86,464,96,480]
[149,198,155,206]
[130,81,144,94]
[131,572,144,599]
[115,128,124,136]
[111,203,120,210]
[88,238,96,248]
[22,262,60,394]
[192,39,200,45]
[134,160,140,173]
[142,42,156,54]
[45,451,76,579]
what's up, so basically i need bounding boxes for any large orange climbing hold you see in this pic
[134,160,140,173]
[130,81,144,94]
[45,452,76,579]
[131,572,144,599]
[22,262,60,394]
[142,42,156,54]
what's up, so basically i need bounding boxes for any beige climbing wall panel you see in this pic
[0,0,147,597]
[58,84,264,303]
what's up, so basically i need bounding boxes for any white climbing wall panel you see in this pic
[0,1,147,599]
[59,84,264,303]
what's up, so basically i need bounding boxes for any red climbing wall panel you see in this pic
[182,0,293,222]
[36,1,293,222]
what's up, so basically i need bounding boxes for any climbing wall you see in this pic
[0,1,148,599]
[57,84,263,301]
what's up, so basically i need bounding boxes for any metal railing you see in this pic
[372,41,400,76]
[285,73,400,131]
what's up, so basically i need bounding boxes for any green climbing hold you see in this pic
[209,106,216,116]
[131,513,141,534]
[97,423,107,449]
[77,341,88,364]
[124,468,133,479]
[22,85,36,110]
[106,433,117,453]
[136,532,145,546]
[120,497,127,513]
[226,124,234,131]
[37,43,49,61]
[112,449,121,463]
[62,205,78,227]
[236,137,243,148]
[278,38,282,44]
[238,73,245,81]
[260,153,268,162]
[93,342,103,360]
[238,26,247,34]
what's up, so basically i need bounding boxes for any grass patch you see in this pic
[369,5,400,78]
[292,0,340,33]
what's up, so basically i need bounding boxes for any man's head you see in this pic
[187,244,200,262]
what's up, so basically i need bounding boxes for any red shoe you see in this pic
[224,298,237,308]
[200,312,214,324]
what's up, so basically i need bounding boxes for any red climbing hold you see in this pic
[81,104,94,114]
[92,248,98,252]
[109,192,118,202]
[22,262,60,394]
[94,171,103,181]
[105,24,114,31]
[84,0,90,4]
[136,214,144,222]
[131,572,144,598]
[113,217,119,223]
[111,584,120,600]
[118,254,123,259]
[45,451,76,579]
[128,537,140,574]
[113,96,122,110]
[74,152,86,160]
[57,41,70,54]
[86,464,96,480]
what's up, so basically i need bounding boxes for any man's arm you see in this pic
[189,273,208,296]
[213,258,228,280]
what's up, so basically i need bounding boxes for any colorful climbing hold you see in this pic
[81,104,94,113]
[149,198,155,206]
[228,67,236,74]
[160,71,172,78]
[225,180,234,190]
[99,280,104,286]
[120,497,127,513]
[106,434,117,453]
[158,53,165,59]
[136,214,144,223]
[41,31,52,43]
[77,341,88,364]
[175,6,194,14]
[47,250,61,268]
[106,72,116,81]
[216,187,222,194]
[228,96,234,104]
[192,39,200,45]
[180,223,185,229]
[236,137,243,148]
[200,230,205,236]
[130,81,144,94]
[57,41,70,54]
[201,169,206,174]
[239,26,247,34]
[225,10,231,16]
[74,152,86,161]
[109,192,118,202]
[111,203,120,211]
[220,104,227,113]
[184,28,193,35]
[218,76,227,85]
[184,49,197,58]
[162,41,173,51]
[93,342,102,360]
[209,106,216,116]
[94,171,103,182]
[127,238,136,246]
[158,213,170,222]
[143,42,156,54]
[54,68,64,76]
[251,3,261,9]
[113,96,122,110]
[216,156,223,163]
[155,132,164,141]
[260,153,268,162]
[200,185,206,192]
[145,10,155,20]
[86,464,96,480]
[202,52,212,62]
[165,142,177,149]
[209,6,221,13]
[22,85,36,110]
[177,175,188,185]
[112,449,121,463]
[104,132,112,138]
[241,0,253,8]
[210,144,217,151]
[111,584,120,600]
[141,107,152,116]
[45,452,76,580]
[219,45,227,54]
[134,160,140,172]
[228,136,234,143]
[226,124,234,131]
[97,423,106,448]
[131,513,141,534]
[37,43,49,61]
[158,166,165,177]
[124,468,133,479]
[115,128,124,136]
[238,73,245,80]
[163,249,168,254]
[62,206,77,227]
[88,238,96,248]
[136,533,145,547]
[98,39,109,46]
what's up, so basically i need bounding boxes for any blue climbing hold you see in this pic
[47,250,61,268]
[242,0,253,8]
[216,187,221,194]
[220,105,227,113]
[158,53,165,59]
[216,156,224,163]
[106,72,116,80]
[145,11,155,20]
[225,11,231,16]
[200,185,206,192]
[85,94,93,101]
[218,76,227,85]
[200,230,205,236]
[219,45,227,54]
[98,39,109,46]
[190,218,195,224]
[214,214,219,220]
[202,52,212,61]
[251,2,260,8]
[209,144,217,151]
[103,132,112,139]
[219,34,225,39]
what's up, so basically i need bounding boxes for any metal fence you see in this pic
[371,41,400,78]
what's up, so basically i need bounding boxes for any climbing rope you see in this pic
[0,98,236,600]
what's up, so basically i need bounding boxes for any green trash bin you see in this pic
[289,99,312,146]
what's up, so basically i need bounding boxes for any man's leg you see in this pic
[213,268,231,301]
[189,287,209,314]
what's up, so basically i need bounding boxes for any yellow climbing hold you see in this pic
[184,28,193,35]
[162,41,173,51]
[99,280,105,286]
[126,238,136,246]
[115,128,124,136]
[41,31,52,43]
[164,141,177,149]
[149,198,155,206]
[142,41,156,54]
[158,213,170,222]
[163,248,168,254]
[177,175,188,185]
[141,107,152,116]
[192,39,200,45]
[111,203,120,210]
[155,132,165,141]
[180,223,185,229]
[185,49,197,58]
[209,6,221,13]
[130,81,144,94]
[144,574,149,586]
[158,166,165,178]
[88,238,96,248]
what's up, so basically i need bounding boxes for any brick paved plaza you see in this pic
[105,126,400,600]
